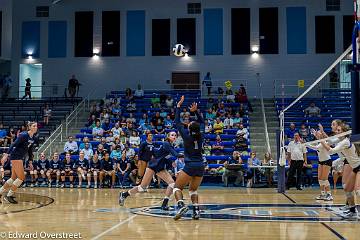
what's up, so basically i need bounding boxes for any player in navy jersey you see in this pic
[47,152,62,187]
[115,151,131,187]
[74,150,89,188]
[137,132,154,184]
[61,152,75,188]
[37,152,50,186]
[89,153,101,188]
[0,121,38,204]
[173,96,205,220]
[99,152,116,188]
[119,131,181,210]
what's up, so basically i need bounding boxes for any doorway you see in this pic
[19,63,42,99]
[171,72,200,90]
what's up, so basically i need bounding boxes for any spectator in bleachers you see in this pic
[99,152,116,188]
[92,120,104,140]
[223,114,234,129]
[206,98,216,110]
[87,115,97,128]
[216,102,226,118]
[285,123,297,141]
[329,68,339,89]
[128,155,139,186]
[151,93,161,108]
[305,102,321,117]
[125,88,133,100]
[43,104,52,125]
[233,132,248,152]
[236,123,249,139]
[152,114,165,135]
[63,136,79,155]
[1,74,12,100]
[233,112,243,126]
[138,113,148,126]
[262,152,275,187]
[134,84,144,99]
[222,151,244,187]
[0,123,8,147]
[129,131,141,148]
[6,127,16,146]
[124,143,136,160]
[204,119,213,133]
[100,109,110,123]
[83,142,94,160]
[24,159,37,187]
[159,92,167,105]
[165,96,174,108]
[127,113,136,124]
[101,118,113,134]
[213,118,224,134]
[111,102,121,118]
[95,144,107,160]
[116,151,131,187]
[212,135,224,155]
[203,139,212,156]
[206,108,216,120]
[217,87,224,97]
[126,100,136,112]
[298,123,311,142]
[226,89,235,103]
[236,84,253,112]
[111,122,123,138]
[174,135,184,148]
[164,115,173,129]
[68,75,80,98]
[159,108,167,118]
[180,108,189,118]
[168,108,175,120]
[79,137,92,150]
[203,72,212,96]
[110,144,123,160]
[106,132,115,144]
[174,154,185,177]
[100,137,111,152]
[246,151,261,188]
[119,132,127,145]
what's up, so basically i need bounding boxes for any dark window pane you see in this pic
[259,8,278,54]
[343,15,354,51]
[152,19,170,56]
[231,8,250,54]
[177,18,196,55]
[75,11,93,57]
[102,11,120,57]
[315,16,335,53]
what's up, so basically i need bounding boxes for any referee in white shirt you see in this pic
[286,133,308,190]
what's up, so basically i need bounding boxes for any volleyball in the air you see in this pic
[173,44,186,57]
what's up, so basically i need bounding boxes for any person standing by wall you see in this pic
[202,72,212,96]
[21,78,31,100]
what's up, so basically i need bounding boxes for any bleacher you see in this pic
[73,90,252,184]
[0,98,82,143]
[275,88,352,180]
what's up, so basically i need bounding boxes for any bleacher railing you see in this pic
[16,84,67,99]
[200,79,248,99]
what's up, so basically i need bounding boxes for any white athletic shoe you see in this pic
[81,174,86,180]
[174,206,189,221]
[94,184,97,189]
[316,194,325,200]
[339,205,350,212]
[323,193,333,201]
[341,210,358,219]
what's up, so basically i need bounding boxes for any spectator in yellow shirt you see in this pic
[213,118,224,134]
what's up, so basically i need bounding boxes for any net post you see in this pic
[277,130,286,193]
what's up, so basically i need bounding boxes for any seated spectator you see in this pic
[246,152,261,188]
[151,93,161,108]
[262,152,275,187]
[212,135,224,155]
[95,144,107,160]
[223,114,234,129]
[37,152,50,186]
[285,123,297,141]
[60,152,75,188]
[110,144,123,160]
[134,84,144,99]
[298,123,310,142]
[164,115,173,129]
[203,139,212,156]
[6,127,16,146]
[216,102,226,118]
[213,118,224,134]
[233,112,243,125]
[124,143,136,160]
[111,102,122,118]
[180,108,190,118]
[138,113,148,126]
[89,153,101,188]
[222,151,244,187]
[204,119,213,133]
[115,151,131,187]
[236,123,249,139]
[174,155,185,177]
[100,137,111,152]
[119,132,128,145]
[217,87,224,96]
[100,109,110,123]
[125,87,133,100]
[206,98,216,110]
[237,84,253,112]
[63,136,78,155]
[106,132,115,143]
[159,108,167,118]
[75,150,89,188]
[111,122,123,138]
[126,100,136,112]
[233,133,248,152]
[205,108,216,120]
[127,113,136,124]
[79,136,93,150]
[238,104,245,117]
[305,102,321,117]
[101,118,113,135]
[226,89,235,103]
[99,152,116,188]
[92,120,104,140]
[129,131,140,148]
[159,92,167,105]
[165,96,174,108]
[43,104,52,125]
[83,142,94,160]
[152,114,165,135]
[87,115,97,128]
[0,123,8,147]
[174,135,184,148]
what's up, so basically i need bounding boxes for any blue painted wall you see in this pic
[286,7,307,54]
[204,8,223,55]
[48,21,67,58]
[126,10,145,56]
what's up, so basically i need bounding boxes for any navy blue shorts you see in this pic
[147,160,166,173]
[182,165,205,177]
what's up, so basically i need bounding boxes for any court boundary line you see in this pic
[282,192,346,240]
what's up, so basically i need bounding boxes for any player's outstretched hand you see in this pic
[177,95,185,108]
[189,102,198,112]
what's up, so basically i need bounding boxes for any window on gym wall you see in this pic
[74,11,94,57]
[187,3,201,14]
[231,8,250,54]
[102,11,120,57]
[315,16,335,53]
[343,15,353,51]
[36,6,49,17]
[0,11,2,57]
[259,8,279,54]
[177,18,196,55]
[152,19,170,56]
[326,0,340,11]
